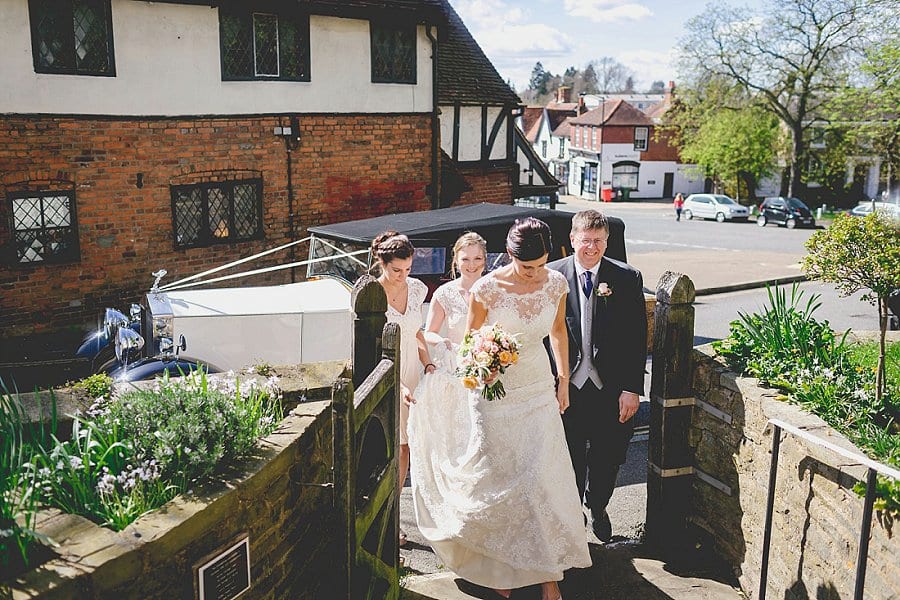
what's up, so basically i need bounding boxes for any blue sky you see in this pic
[448,0,755,93]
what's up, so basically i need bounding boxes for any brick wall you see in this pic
[0,114,432,335]
[8,364,346,599]
[689,344,899,599]
[455,165,515,206]
[640,129,679,162]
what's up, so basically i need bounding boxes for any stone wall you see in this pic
[689,344,899,599]
[5,361,347,599]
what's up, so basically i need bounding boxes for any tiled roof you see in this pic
[645,100,670,122]
[546,107,576,132]
[521,107,544,143]
[551,117,572,138]
[569,99,653,127]
[434,0,521,105]
[547,102,579,111]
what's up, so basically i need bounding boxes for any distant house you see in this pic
[0,0,529,335]
[567,96,704,201]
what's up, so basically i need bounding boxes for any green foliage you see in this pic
[803,213,900,304]
[0,384,56,570]
[713,284,849,387]
[25,370,283,531]
[678,106,779,198]
[69,373,113,400]
[714,286,900,514]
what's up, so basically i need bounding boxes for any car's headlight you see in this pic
[115,328,144,364]
[103,308,129,339]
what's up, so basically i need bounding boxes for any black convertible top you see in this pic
[308,203,626,262]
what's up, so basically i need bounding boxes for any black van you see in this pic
[757,197,816,229]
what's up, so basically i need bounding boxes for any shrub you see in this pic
[714,284,899,514]
[27,370,283,530]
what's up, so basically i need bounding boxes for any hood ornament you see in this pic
[151,269,168,294]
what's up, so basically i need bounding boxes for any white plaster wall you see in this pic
[0,0,432,115]
[439,105,507,161]
[675,164,706,195]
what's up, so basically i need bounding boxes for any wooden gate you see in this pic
[333,275,401,599]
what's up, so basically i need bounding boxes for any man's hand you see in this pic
[618,391,639,423]
[557,385,570,414]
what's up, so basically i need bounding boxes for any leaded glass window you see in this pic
[171,180,263,249]
[370,21,416,84]
[8,191,80,264]
[220,9,309,81]
[28,0,115,76]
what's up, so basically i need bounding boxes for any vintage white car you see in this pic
[79,204,619,381]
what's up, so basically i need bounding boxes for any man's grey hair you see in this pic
[571,209,608,233]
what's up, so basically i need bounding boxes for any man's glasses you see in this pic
[574,237,608,247]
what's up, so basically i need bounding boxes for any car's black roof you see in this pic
[308,203,626,262]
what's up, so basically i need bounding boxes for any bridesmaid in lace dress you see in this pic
[372,231,435,547]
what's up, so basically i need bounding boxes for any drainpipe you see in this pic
[279,115,300,282]
[426,24,441,209]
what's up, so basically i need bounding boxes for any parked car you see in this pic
[757,197,816,229]
[849,201,900,220]
[682,194,750,222]
[80,204,627,382]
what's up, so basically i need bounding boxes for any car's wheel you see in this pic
[683,209,693,220]
[757,215,767,227]
[786,218,797,229]
[716,212,726,223]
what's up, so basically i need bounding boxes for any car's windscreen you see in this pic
[788,198,809,210]
[308,238,370,283]
[714,196,735,204]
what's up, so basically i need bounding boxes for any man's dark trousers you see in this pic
[563,380,635,524]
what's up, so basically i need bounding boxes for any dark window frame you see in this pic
[170,179,264,250]
[7,189,81,266]
[370,20,417,84]
[633,126,649,151]
[219,7,310,82]
[28,0,116,76]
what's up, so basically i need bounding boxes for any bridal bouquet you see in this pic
[457,323,520,401]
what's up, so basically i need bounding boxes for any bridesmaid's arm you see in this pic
[415,329,435,375]
[423,298,449,347]
[549,293,570,414]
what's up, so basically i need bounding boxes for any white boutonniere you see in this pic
[595,282,613,303]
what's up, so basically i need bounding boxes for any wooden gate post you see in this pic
[645,271,696,550]
[351,275,388,388]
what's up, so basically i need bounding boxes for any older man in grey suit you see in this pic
[548,209,647,542]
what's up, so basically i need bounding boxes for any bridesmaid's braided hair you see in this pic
[370,230,415,273]
[506,217,552,261]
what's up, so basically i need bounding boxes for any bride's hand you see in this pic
[556,385,570,414]
[401,384,416,407]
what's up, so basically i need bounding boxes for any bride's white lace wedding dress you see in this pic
[408,270,591,589]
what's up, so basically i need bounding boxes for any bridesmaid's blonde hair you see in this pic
[450,232,487,278]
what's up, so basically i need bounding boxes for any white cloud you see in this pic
[614,48,676,88]
[563,0,653,23]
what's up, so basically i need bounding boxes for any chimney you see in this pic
[664,81,675,106]
[557,86,572,104]
[577,93,586,115]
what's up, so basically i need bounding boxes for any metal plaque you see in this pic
[196,535,251,600]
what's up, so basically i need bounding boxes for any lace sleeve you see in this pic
[409,278,428,308]
[546,269,568,305]
[471,274,499,308]
[432,281,451,310]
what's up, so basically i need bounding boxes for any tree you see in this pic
[623,76,635,93]
[647,80,666,94]
[802,212,900,408]
[591,56,634,93]
[582,63,598,94]
[827,38,900,196]
[678,0,895,197]
[661,78,781,198]
[528,62,552,95]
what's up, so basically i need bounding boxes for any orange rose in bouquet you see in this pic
[456,323,520,401]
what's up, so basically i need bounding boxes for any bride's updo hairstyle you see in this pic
[506,217,552,261]
[371,230,415,273]
[450,231,487,277]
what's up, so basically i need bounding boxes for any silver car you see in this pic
[683,193,751,222]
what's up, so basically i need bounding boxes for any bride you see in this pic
[409,219,591,600]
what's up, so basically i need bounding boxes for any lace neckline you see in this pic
[487,271,552,297]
